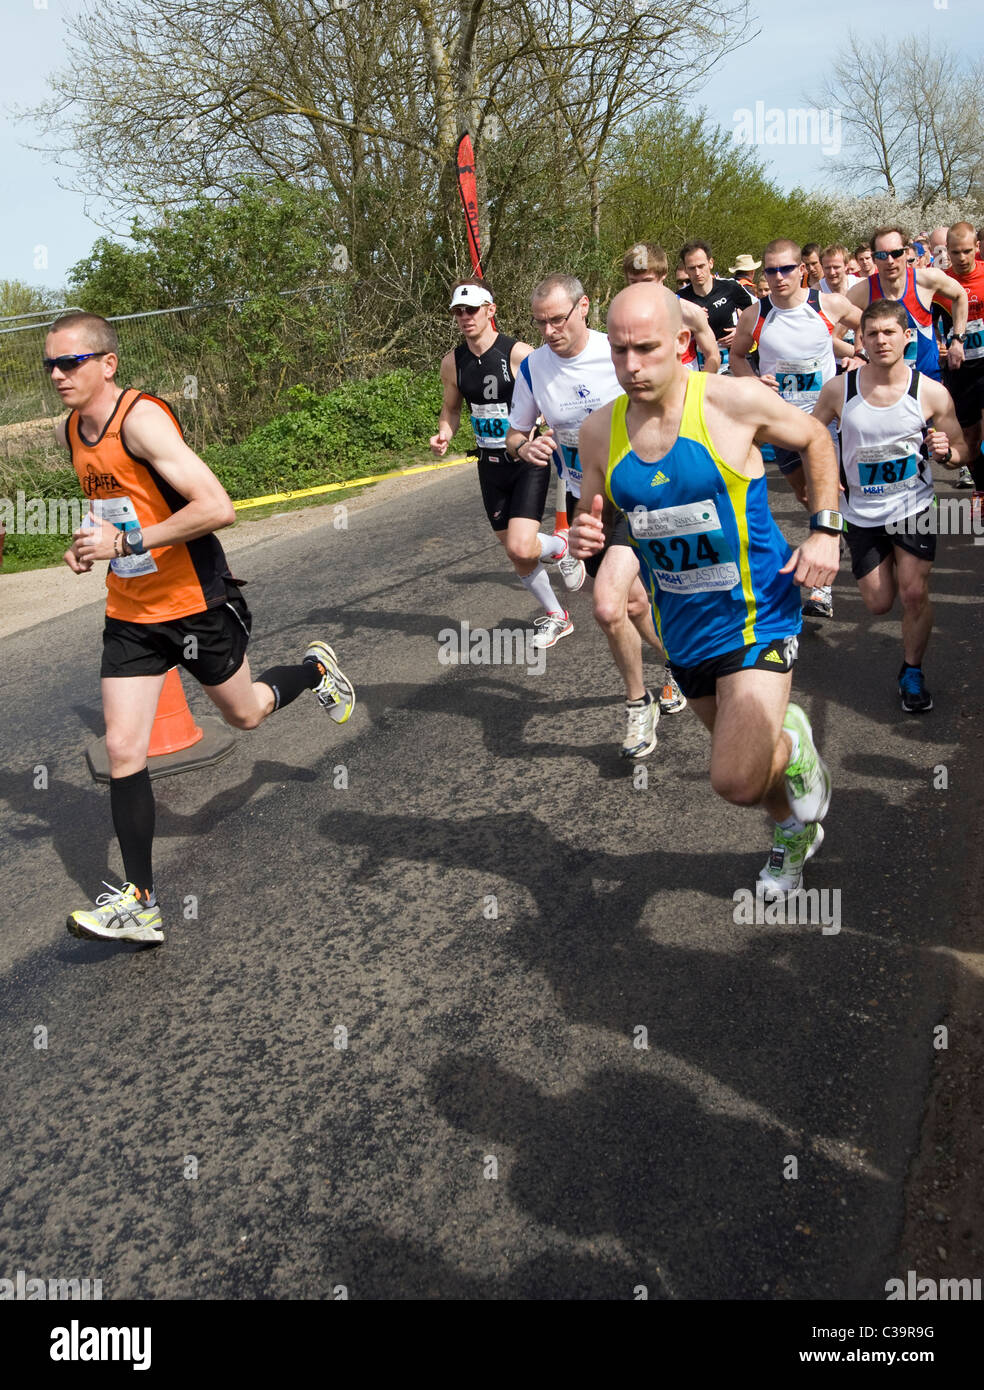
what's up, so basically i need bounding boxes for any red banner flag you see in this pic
[455,131,484,277]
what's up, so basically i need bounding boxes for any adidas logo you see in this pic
[764,649,784,665]
[650,470,670,487]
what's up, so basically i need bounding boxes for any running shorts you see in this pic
[477,454,550,531]
[845,508,937,579]
[668,635,799,701]
[565,492,632,579]
[101,581,253,685]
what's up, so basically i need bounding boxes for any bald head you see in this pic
[608,282,682,337]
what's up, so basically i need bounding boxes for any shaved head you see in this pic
[608,282,682,337]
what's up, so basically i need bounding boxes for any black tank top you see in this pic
[454,333,518,464]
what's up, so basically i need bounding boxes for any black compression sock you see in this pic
[110,767,155,898]
[258,662,321,711]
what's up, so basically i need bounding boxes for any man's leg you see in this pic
[594,545,649,700]
[781,455,835,619]
[894,545,935,712]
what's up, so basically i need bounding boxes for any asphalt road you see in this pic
[1,465,981,1300]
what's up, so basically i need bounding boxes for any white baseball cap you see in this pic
[450,283,493,309]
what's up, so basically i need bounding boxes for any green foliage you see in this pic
[0,459,85,570]
[203,370,468,498]
[0,280,65,318]
[598,106,841,292]
[67,239,160,316]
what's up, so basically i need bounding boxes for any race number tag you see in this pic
[627,499,739,593]
[470,401,509,444]
[93,495,158,577]
[775,359,822,407]
[962,317,984,362]
[855,444,919,496]
[556,426,582,485]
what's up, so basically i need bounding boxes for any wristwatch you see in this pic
[951,332,967,343]
[124,528,146,555]
[809,510,844,535]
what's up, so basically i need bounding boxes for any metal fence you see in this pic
[0,286,345,456]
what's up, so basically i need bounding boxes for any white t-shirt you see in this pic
[819,274,860,294]
[508,329,623,497]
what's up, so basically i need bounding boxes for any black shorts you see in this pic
[944,366,984,428]
[101,583,253,685]
[845,511,937,580]
[668,635,799,701]
[477,453,550,531]
[565,493,633,579]
[770,446,804,477]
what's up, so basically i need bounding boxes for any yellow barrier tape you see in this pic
[233,455,472,512]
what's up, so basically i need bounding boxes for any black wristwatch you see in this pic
[951,332,967,343]
[809,510,844,535]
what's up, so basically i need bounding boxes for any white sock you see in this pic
[778,813,807,834]
[785,726,800,762]
[521,563,564,616]
[538,532,567,561]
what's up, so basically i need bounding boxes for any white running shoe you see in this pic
[304,641,356,723]
[555,535,586,591]
[758,822,824,900]
[621,692,659,758]
[67,882,164,944]
[658,667,687,713]
[531,612,573,649]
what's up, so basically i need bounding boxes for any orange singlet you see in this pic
[67,388,231,624]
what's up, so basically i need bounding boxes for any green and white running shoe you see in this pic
[66,882,164,944]
[758,822,824,900]
[782,702,831,823]
[304,641,356,723]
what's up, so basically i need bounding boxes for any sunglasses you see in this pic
[872,248,906,261]
[763,264,799,277]
[43,352,108,373]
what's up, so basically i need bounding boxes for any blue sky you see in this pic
[2,0,979,295]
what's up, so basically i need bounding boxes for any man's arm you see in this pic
[920,379,969,466]
[811,376,843,432]
[919,267,969,368]
[728,301,762,379]
[505,362,558,467]
[72,400,235,564]
[681,300,720,373]
[429,351,463,456]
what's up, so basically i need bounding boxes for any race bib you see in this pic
[92,495,158,578]
[627,499,739,593]
[962,317,984,362]
[855,444,919,497]
[775,358,822,406]
[470,401,509,444]
[556,426,582,485]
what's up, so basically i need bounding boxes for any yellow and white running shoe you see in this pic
[66,882,164,944]
[304,641,356,723]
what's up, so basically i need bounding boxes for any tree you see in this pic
[31,0,751,284]
[808,32,984,207]
[0,280,65,318]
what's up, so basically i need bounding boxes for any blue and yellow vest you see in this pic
[605,373,802,666]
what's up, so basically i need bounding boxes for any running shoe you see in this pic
[658,667,687,713]
[557,552,586,591]
[304,641,356,723]
[758,822,824,900]
[531,612,573,649]
[899,665,933,713]
[621,691,659,759]
[954,465,974,488]
[782,702,832,824]
[67,882,164,944]
[802,585,833,619]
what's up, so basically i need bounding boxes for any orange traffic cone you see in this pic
[147,668,204,757]
[85,667,236,783]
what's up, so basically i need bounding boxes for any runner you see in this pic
[928,227,950,269]
[429,280,573,630]
[49,312,355,945]
[624,243,720,374]
[729,253,762,296]
[730,238,861,619]
[570,284,840,898]
[812,299,967,712]
[504,272,684,758]
[819,244,859,295]
[938,223,984,499]
[854,245,875,279]
[677,240,755,370]
[846,226,968,384]
[801,243,824,289]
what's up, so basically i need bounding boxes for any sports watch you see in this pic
[808,510,844,535]
[950,332,967,343]
[124,528,146,555]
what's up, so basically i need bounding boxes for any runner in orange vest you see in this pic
[50,311,355,945]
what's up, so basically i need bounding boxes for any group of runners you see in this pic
[42,217,981,942]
